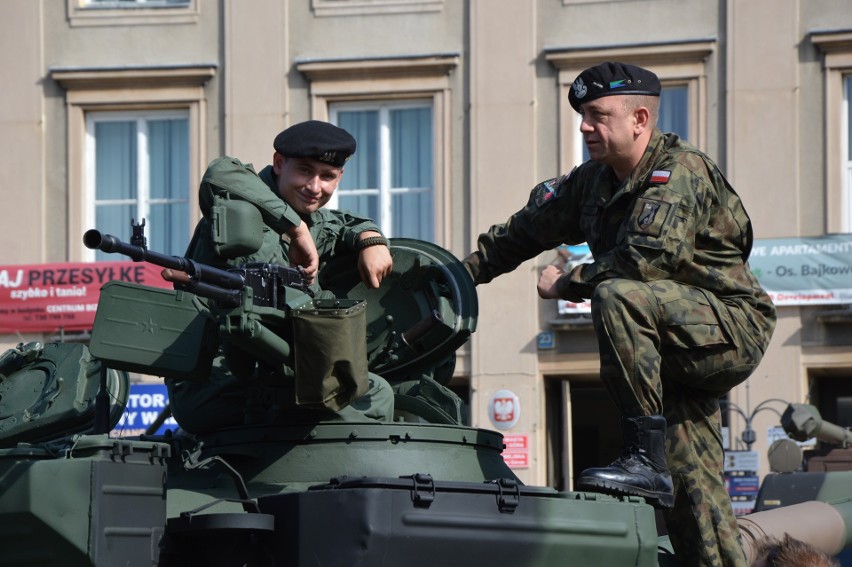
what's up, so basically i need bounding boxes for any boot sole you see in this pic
[577,476,674,509]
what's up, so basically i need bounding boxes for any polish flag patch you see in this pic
[650,170,671,184]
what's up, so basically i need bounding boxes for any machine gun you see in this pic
[83,219,312,309]
[83,219,366,412]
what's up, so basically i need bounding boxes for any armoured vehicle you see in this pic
[755,403,852,564]
[757,402,852,510]
[0,211,850,565]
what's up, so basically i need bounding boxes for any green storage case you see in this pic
[0,435,170,567]
[89,281,218,381]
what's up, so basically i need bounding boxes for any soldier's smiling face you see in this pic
[273,153,344,215]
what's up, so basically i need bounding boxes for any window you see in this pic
[87,111,190,259]
[544,40,714,172]
[50,64,214,260]
[84,0,189,6]
[330,102,434,240]
[845,75,852,230]
[659,85,689,139]
[812,31,852,233]
[296,53,457,244]
[67,0,198,26]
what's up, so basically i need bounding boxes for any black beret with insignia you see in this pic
[273,120,357,167]
[568,62,661,112]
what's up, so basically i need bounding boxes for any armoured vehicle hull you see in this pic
[0,231,849,565]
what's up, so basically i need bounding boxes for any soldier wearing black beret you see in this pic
[168,121,396,434]
[465,61,775,567]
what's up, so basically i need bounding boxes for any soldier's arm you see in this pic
[465,174,582,285]
[199,157,303,235]
[315,208,392,288]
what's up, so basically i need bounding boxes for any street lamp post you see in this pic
[720,397,789,450]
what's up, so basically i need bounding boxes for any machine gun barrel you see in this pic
[782,403,852,446]
[84,226,311,308]
[83,228,245,306]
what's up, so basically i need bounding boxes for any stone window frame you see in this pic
[812,30,852,233]
[296,53,458,245]
[50,64,215,260]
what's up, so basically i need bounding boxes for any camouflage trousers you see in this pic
[592,278,770,567]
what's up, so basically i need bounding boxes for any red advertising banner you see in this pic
[0,261,172,334]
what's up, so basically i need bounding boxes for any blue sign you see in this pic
[725,474,760,497]
[111,383,177,437]
[537,331,555,350]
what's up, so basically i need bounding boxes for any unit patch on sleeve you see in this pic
[531,168,575,208]
[532,178,558,207]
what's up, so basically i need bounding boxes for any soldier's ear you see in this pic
[634,106,651,133]
[272,152,285,174]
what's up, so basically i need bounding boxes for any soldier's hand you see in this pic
[537,265,565,299]
[286,223,319,284]
[357,232,393,289]
[358,230,393,289]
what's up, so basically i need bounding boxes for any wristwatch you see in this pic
[356,235,389,250]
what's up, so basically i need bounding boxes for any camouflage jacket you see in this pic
[467,130,775,337]
[187,156,382,271]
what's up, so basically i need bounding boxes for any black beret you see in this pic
[273,120,357,167]
[568,62,661,112]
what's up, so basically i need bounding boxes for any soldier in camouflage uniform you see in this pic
[168,121,396,433]
[464,62,776,567]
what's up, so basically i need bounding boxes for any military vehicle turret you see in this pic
[757,403,852,511]
[0,213,849,565]
[751,403,852,565]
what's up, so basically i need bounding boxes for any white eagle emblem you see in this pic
[572,77,588,100]
[493,398,515,422]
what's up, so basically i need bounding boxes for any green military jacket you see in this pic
[467,130,775,345]
[187,156,382,271]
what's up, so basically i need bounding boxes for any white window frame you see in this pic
[328,100,433,238]
[297,54,457,245]
[813,31,852,233]
[85,109,190,259]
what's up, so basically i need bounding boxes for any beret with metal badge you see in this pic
[273,120,357,167]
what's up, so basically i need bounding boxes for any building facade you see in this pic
[2,0,852,495]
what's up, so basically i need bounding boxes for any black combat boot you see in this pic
[576,415,674,508]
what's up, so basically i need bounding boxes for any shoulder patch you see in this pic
[532,168,575,208]
[532,178,560,207]
[649,170,671,184]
